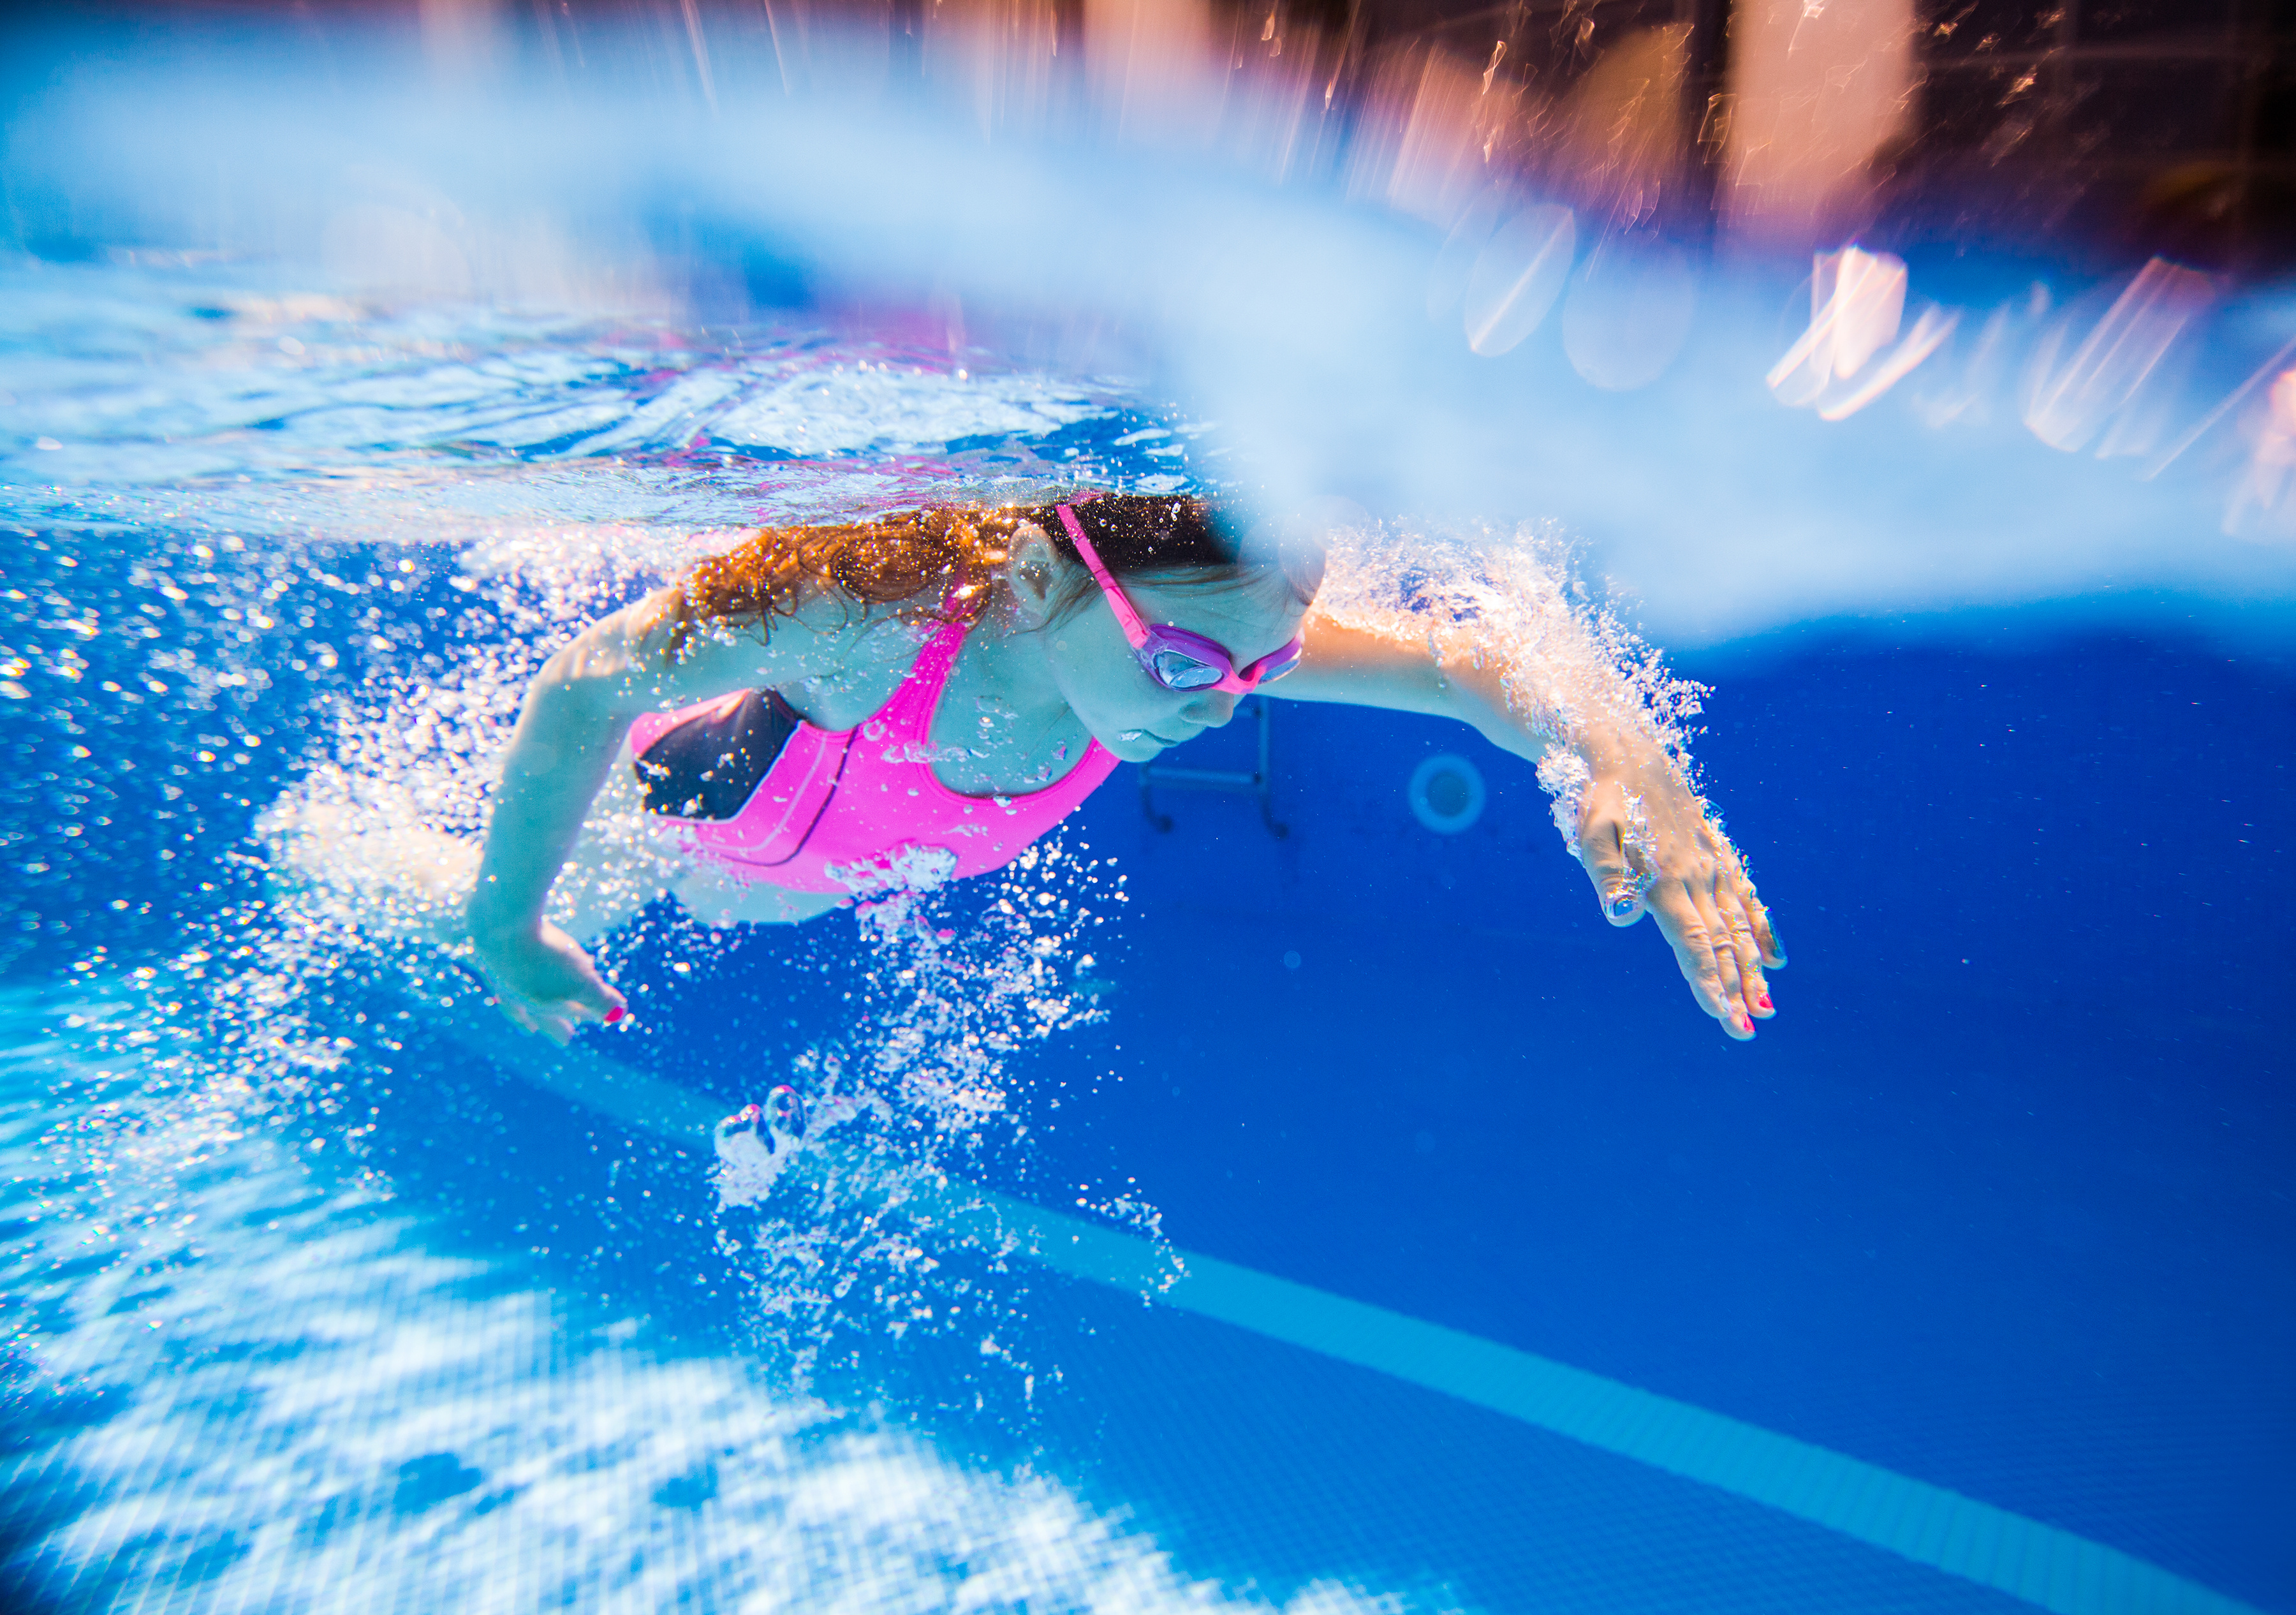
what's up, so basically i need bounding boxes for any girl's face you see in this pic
[1008,526,1309,765]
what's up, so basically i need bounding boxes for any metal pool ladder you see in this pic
[1138,695,1287,837]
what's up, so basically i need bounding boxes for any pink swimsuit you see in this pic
[626,618,1118,896]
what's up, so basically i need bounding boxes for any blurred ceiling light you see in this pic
[1551,24,1689,230]
[1769,246,1902,401]
[1086,0,1217,147]
[1348,43,1519,229]
[1768,246,1954,419]
[1463,203,1575,358]
[2223,369,2296,540]
[2026,257,2217,457]
[1561,239,1699,392]
[419,0,507,83]
[924,0,1073,137]
[1720,0,1915,247]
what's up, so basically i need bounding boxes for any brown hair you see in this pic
[679,494,1322,638]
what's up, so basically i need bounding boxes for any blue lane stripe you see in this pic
[946,1191,2257,1615]
[1162,1255,2244,1615]
[445,1009,2266,1615]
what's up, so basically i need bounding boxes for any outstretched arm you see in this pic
[1270,606,1783,1040]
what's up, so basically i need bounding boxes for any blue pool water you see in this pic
[1,234,2291,1615]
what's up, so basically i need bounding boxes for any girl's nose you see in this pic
[1183,691,1240,728]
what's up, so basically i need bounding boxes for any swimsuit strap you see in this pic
[866,616,969,746]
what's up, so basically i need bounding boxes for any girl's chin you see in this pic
[1108,728,1171,762]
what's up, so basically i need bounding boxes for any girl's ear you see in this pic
[1006,524,1063,626]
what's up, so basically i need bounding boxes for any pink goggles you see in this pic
[1056,503,1305,695]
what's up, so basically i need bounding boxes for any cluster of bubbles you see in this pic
[690,828,1156,1402]
[237,518,1170,1413]
[0,269,1212,1424]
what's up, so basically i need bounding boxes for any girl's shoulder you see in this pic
[757,580,946,667]
[668,578,943,685]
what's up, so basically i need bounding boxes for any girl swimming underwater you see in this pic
[466,494,1783,1042]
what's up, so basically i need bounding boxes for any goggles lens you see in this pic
[1149,647,1226,690]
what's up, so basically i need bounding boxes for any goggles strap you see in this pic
[1056,504,1152,650]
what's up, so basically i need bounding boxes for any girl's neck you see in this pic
[930,586,1086,793]
[947,587,1063,711]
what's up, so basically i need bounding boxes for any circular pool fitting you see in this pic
[1408,753,1487,835]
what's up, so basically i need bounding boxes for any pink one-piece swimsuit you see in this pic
[625,617,1119,897]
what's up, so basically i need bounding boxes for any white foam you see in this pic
[711,364,1100,455]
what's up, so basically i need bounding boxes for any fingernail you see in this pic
[1608,896,1637,919]
[1736,1012,1753,1034]
[1756,994,1773,1012]
[605,1005,626,1024]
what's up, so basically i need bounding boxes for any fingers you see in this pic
[564,994,625,1031]
[482,924,628,1039]
[1575,783,1647,925]
[1716,887,1773,1019]
[1709,834,1786,970]
[1751,896,1786,969]
[1574,758,1783,1040]
[496,992,544,1043]
[1642,880,1725,1017]
[1690,880,1756,1036]
[1585,785,1756,1038]
[1696,823,1781,1021]
[491,991,625,1040]
[1644,878,1755,1040]
[499,998,539,1035]
[567,964,629,1024]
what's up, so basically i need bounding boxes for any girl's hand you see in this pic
[469,917,628,1045]
[1573,753,1784,1040]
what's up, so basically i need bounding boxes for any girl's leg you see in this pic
[261,785,492,945]
[263,740,841,945]
[670,862,846,928]
[263,747,677,947]
[571,752,844,932]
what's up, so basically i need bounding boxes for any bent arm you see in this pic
[465,587,919,1041]
[469,586,909,941]
[464,590,675,945]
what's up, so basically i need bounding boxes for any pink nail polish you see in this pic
[605,1005,626,1024]
[1756,994,1773,1012]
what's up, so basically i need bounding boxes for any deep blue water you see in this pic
[1,248,2291,1612]
[400,624,2295,1609]
[1045,631,2296,1607]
